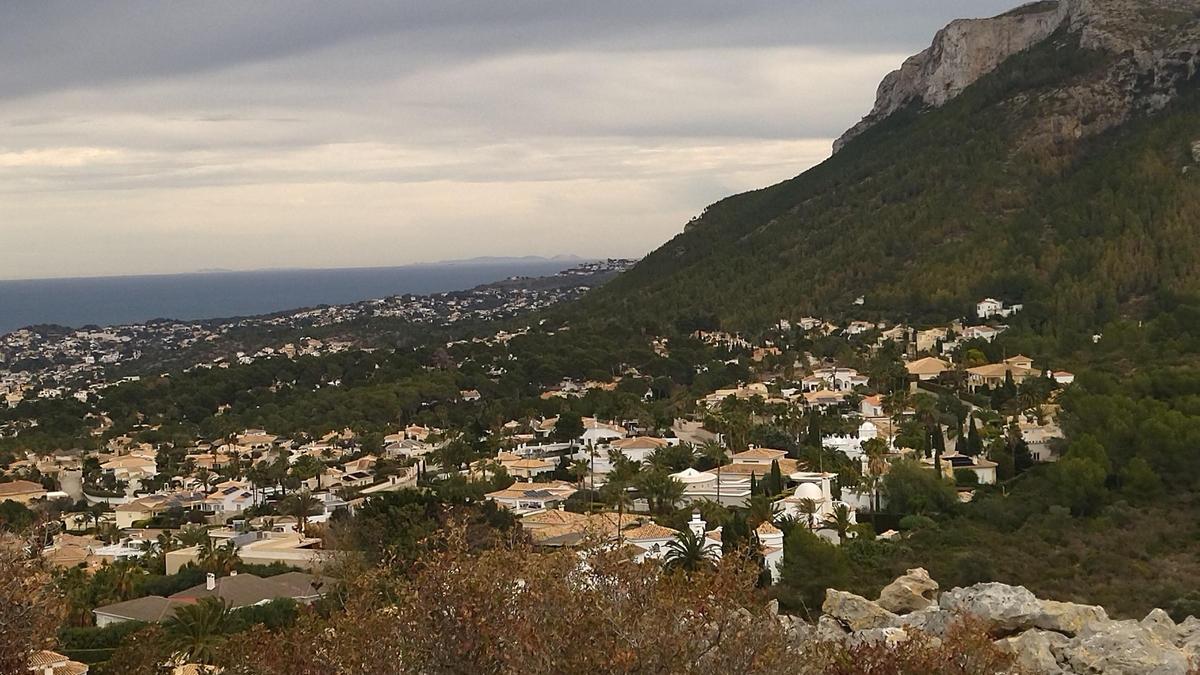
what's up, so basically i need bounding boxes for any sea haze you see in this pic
[0,259,583,334]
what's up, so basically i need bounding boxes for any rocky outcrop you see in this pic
[833,0,1200,154]
[834,1,1066,152]
[876,567,938,614]
[776,572,1200,674]
[939,582,1044,634]
[822,589,898,631]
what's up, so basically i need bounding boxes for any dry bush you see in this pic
[799,616,1026,675]
[216,529,792,674]
[0,534,67,673]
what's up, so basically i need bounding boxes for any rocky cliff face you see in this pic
[775,569,1200,674]
[833,0,1200,153]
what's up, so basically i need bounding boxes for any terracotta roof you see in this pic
[612,436,670,450]
[170,572,326,607]
[905,357,949,375]
[0,479,45,497]
[731,447,787,461]
[93,595,182,623]
[756,521,782,535]
[621,522,680,541]
[522,509,589,526]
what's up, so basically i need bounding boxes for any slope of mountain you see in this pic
[587,0,1200,339]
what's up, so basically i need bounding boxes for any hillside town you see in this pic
[0,260,635,413]
[1,289,1097,671]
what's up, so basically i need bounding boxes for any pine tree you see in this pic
[965,416,982,457]
[768,459,783,497]
[931,424,945,477]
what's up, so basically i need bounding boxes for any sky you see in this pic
[0,0,1016,280]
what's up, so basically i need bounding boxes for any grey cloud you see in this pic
[0,0,1020,279]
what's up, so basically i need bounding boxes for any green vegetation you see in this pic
[583,34,1200,343]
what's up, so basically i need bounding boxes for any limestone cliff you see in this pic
[833,0,1200,153]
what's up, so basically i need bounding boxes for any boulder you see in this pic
[1178,616,1200,643]
[848,626,910,648]
[939,582,1042,634]
[815,615,849,642]
[996,629,1069,675]
[1034,599,1110,637]
[823,589,898,631]
[896,606,955,639]
[777,614,815,648]
[877,567,939,614]
[1142,608,1179,644]
[1065,620,1192,675]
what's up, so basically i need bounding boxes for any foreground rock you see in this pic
[779,572,1198,674]
[876,567,938,614]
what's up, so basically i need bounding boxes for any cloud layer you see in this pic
[0,0,1016,279]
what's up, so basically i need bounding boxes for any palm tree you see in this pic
[663,528,720,573]
[823,502,855,540]
[281,490,322,535]
[698,440,729,504]
[199,541,241,575]
[602,480,634,545]
[796,497,820,530]
[568,459,590,489]
[177,525,210,548]
[743,494,779,528]
[635,470,685,515]
[108,560,141,600]
[164,596,230,664]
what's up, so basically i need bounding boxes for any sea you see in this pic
[0,259,581,335]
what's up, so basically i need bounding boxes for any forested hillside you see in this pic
[586,26,1200,347]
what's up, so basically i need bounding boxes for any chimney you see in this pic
[688,511,706,539]
[230,570,237,577]
[206,573,216,591]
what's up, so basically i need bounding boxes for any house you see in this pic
[670,451,800,508]
[503,457,556,481]
[753,521,785,582]
[0,479,47,504]
[905,356,950,381]
[237,431,278,450]
[779,471,857,541]
[93,595,183,628]
[860,394,885,418]
[928,452,998,485]
[27,650,89,675]
[114,491,205,528]
[201,481,256,514]
[459,389,482,402]
[802,389,846,410]
[915,328,948,354]
[976,298,1004,319]
[341,455,377,474]
[728,447,788,466]
[1052,370,1076,385]
[533,416,625,444]
[1021,423,1065,462]
[610,436,673,464]
[624,513,721,564]
[99,454,158,484]
[94,571,330,627]
[961,324,1007,342]
[166,531,332,574]
[822,421,880,460]
[359,472,419,495]
[965,356,1037,391]
[485,481,578,515]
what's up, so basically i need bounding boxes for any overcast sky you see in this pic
[0,0,1016,280]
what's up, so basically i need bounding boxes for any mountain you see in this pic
[586,0,1200,339]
